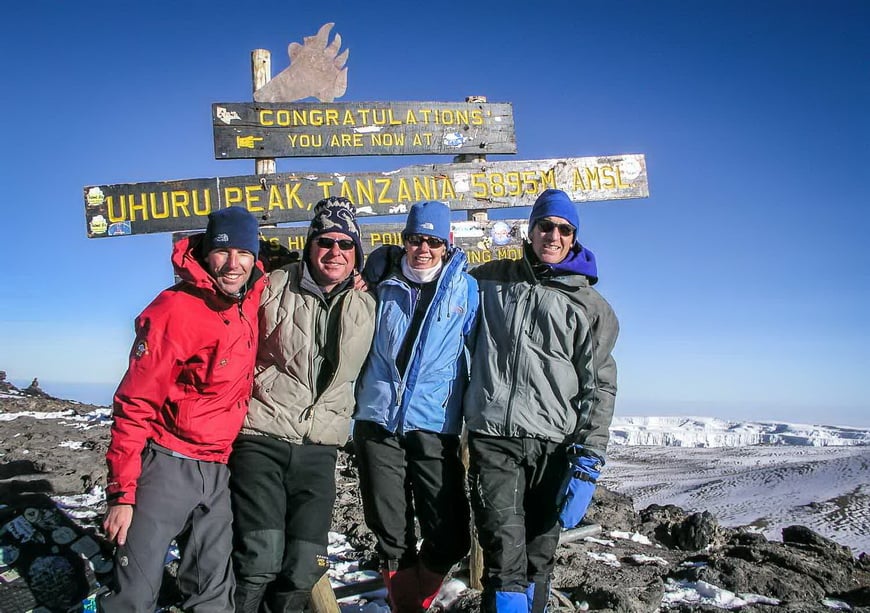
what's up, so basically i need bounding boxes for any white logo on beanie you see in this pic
[421,223,434,230]
[215,233,229,243]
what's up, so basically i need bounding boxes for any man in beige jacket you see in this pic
[229,197,376,613]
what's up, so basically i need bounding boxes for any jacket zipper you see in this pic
[395,254,459,434]
[504,288,533,433]
[503,260,539,433]
[394,286,415,434]
[302,289,350,437]
[301,291,326,435]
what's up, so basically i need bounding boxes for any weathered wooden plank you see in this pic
[309,574,340,613]
[84,154,648,238]
[212,101,516,158]
[259,220,529,267]
[172,220,530,269]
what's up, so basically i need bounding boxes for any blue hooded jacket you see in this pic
[354,245,479,435]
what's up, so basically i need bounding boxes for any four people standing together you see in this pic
[104,189,618,613]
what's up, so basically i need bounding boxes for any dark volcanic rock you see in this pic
[331,443,377,555]
[0,395,109,517]
[586,485,639,532]
[639,504,726,551]
[673,527,870,608]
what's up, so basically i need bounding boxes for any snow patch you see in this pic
[610,530,652,546]
[611,416,870,447]
[662,578,781,609]
[586,551,620,567]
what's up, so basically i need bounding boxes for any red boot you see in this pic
[417,563,446,611]
[382,567,423,613]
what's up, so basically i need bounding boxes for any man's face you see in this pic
[403,234,446,269]
[309,231,357,291]
[529,216,575,264]
[206,248,256,296]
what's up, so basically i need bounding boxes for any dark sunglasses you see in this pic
[536,219,575,237]
[405,234,446,248]
[315,236,355,251]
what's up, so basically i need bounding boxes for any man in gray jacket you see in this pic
[229,197,376,613]
[464,189,619,613]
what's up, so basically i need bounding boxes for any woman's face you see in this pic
[404,234,446,269]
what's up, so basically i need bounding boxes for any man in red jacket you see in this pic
[101,207,265,612]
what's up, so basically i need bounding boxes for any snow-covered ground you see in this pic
[604,445,870,554]
[603,417,870,555]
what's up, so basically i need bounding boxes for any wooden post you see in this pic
[455,95,489,222]
[461,428,484,591]
[458,95,486,592]
[252,49,276,176]
[311,572,341,613]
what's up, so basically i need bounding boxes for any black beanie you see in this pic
[203,207,260,257]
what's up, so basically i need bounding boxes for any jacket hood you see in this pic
[172,234,218,293]
[171,234,264,301]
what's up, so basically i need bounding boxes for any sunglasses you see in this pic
[315,236,356,251]
[405,234,446,248]
[536,219,575,237]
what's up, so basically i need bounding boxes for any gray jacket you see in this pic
[463,252,618,459]
[242,262,376,445]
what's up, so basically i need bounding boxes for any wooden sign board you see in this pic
[174,220,530,269]
[266,220,528,267]
[84,154,647,238]
[212,101,516,158]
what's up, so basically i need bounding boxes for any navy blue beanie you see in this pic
[203,207,260,257]
[305,197,364,271]
[403,201,451,243]
[529,189,580,240]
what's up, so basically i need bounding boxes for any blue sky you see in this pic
[1,1,868,426]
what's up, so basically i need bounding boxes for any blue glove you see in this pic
[557,446,602,529]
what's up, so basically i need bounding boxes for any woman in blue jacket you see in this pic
[354,200,478,613]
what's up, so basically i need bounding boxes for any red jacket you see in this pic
[105,235,266,505]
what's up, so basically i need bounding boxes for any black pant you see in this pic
[229,435,337,613]
[353,421,471,574]
[467,434,567,596]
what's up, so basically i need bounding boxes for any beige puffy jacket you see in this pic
[241,262,375,445]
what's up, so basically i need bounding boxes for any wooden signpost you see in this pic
[213,101,516,158]
[82,22,650,610]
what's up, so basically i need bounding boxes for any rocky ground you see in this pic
[1,383,869,612]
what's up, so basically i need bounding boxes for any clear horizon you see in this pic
[5,377,868,429]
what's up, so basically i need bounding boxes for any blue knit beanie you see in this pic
[403,201,451,243]
[203,207,260,257]
[529,189,580,239]
[304,197,364,271]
